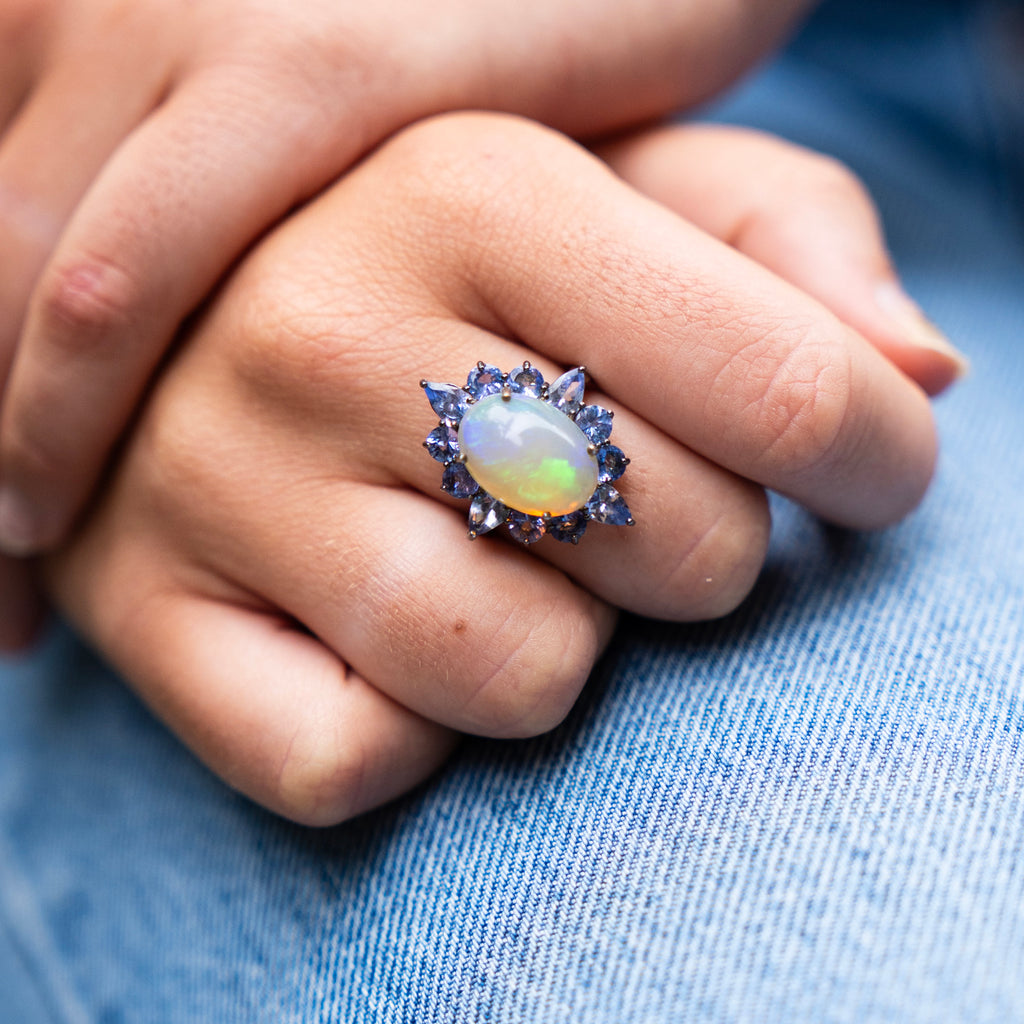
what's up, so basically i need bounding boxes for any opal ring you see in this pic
[421,362,634,545]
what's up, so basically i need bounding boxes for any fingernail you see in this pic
[875,281,970,377]
[0,487,40,556]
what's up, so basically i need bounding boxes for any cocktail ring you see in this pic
[421,362,634,545]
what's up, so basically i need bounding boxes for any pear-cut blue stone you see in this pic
[575,405,613,444]
[422,381,470,423]
[586,484,634,526]
[442,462,478,499]
[547,367,585,415]
[468,493,510,536]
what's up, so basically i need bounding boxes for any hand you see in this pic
[0,0,816,572]
[45,113,938,824]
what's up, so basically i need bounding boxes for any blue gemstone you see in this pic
[466,363,504,399]
[547,367,585,415]
[468,493,510,537]
[442,462,479,499]
[422,381,470,422]
[424,424,459,463]
[547,511,588,544]
[510,364,544,397]
[596,445,629,483]
[507,512,546,545]
[586,484,634,526]
[575,405,613,444]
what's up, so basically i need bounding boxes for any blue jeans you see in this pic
[2,1,1022,1020]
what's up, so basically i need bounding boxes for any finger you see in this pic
[135,131,775,626]
[338,321,772,623]
[376,114,936,530]
[199,223,771,624]
[0,555,44,651]
[50,542,457,826]
[0,54,166,379]
[0,66,351,555]
[599,124,969,396]
[177,460,617,740]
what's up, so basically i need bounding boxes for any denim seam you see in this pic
[0,833,93,1024]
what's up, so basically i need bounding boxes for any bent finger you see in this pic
[183,467,617,741]
[0,51,165,380]
[599,124,968,395]
[0,67,352,556]
[380,114,936,530]
[50,545,457,825]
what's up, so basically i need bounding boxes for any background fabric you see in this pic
[1,0,1022,1020]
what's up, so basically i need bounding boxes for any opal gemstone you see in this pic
[458,394,598,516]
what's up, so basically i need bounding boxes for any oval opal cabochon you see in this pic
[458,394,599,516]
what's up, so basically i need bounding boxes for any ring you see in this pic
[421,362,634,545]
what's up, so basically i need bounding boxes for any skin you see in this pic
[45,113,940,825]
[0,0,817,556]
[0,0,968,645]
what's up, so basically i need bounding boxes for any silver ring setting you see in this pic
[421,362,634,545]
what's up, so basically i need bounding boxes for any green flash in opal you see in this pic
[458,394,598,516]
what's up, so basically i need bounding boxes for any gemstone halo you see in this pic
[421,362,634,545]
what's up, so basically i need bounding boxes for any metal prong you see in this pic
[501,386,512,401]
[477,360,486,371]
[626,517,636,526]
[419,379,428,388]
[456,452,468,464]
[468,530,478,541]
[586,444,598,455]
[522,359,531,370]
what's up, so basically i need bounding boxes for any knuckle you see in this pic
[739,152,878,248]
[795,153,873,207]
[384,113,562,236]
[225,275,372,403]
[35,254,143,353]
[130,380,230,522]
[741,326,854,479]
[270,727,369,827]
[0,180,60,249]
[654,485,771,620]
[137,397,217,505]
[458,602,596,738]
[223,250,418,425]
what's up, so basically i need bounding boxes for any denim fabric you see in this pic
[2,0,1023,1021]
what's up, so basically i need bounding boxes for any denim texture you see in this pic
[1,0,1023,1020]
